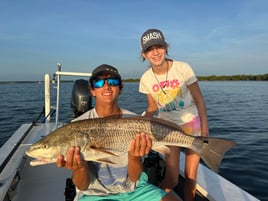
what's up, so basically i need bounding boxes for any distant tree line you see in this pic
[197,74,268,81]
[123,78,140,82]
[122,73,268,82]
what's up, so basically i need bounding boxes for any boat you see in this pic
[0,65,260,201]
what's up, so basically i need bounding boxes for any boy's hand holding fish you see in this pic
[56,146,88,171]
[129,132,152,158]
[57,146,90,191]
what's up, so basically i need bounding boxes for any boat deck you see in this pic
[0,123,260,201]
[0,123,71,201]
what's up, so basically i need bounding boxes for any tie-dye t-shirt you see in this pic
[139,60,201,136]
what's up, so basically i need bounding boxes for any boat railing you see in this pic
[44,63,91,127]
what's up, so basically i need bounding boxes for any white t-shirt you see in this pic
[139,60,199,128]
[73,108,138,199]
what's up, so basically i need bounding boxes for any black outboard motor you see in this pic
[71,79,92,117]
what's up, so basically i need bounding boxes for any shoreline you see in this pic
[1,73,268,83]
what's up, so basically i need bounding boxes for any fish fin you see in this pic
[199,137,237,172]
[89,146,119,157]
[82,147,120,161]
[152,145,171,155]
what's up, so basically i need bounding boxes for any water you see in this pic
[0,81,267,200]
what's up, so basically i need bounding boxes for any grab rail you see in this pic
[44,63,91,127]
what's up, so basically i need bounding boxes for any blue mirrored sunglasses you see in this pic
[93,77,121,88]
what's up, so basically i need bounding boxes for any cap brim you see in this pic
[90,71,121,81]
[142,41,167,52]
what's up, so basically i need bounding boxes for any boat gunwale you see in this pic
[0,124,33,172]
[0,124,33,201]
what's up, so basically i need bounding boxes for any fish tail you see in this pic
[199,137,236,172]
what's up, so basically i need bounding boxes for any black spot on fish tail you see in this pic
[203,138,209,144]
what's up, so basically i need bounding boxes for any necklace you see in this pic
[152,60,169,94]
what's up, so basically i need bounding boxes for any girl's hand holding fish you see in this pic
[128,132,152,158]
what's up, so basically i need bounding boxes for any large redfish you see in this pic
[26,116,236,172]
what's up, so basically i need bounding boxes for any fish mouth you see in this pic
[28,157,55,166]
[25,145,56,166]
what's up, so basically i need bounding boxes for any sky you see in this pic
[1,0,268,81]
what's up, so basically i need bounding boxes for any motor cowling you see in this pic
[70,79,92,117]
